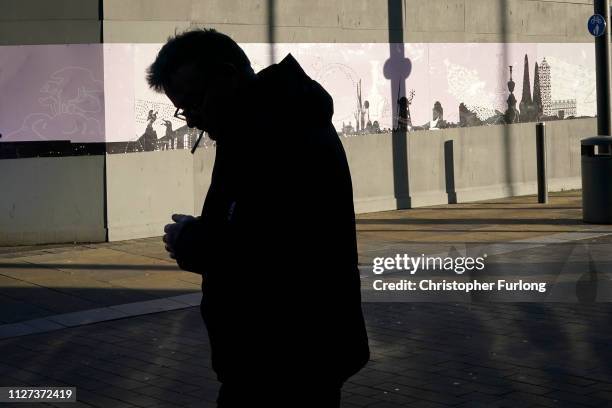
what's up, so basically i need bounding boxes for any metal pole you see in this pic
[594,0,611,136]
[536,122,548,204]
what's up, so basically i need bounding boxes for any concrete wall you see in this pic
[0,156,106,245]
[101,0,595,44]
[0,0,100,45]
[1,118,591,245]
[104,146,218,241]
[193,148,217,214]
[106,117,593,239]
[345,118,594,214]
[0,0,598,244]
[97,0,597,242]
[0,0,104,245]
[1,0,595,45]
[106,149,198,241]
[108,117,593,234]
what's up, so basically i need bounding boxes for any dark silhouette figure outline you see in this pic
[149,29,370,407]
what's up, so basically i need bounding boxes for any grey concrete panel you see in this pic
[462,32,572,43]
[341,133,399,213]
[340,0,400,30]
[192,147,216,214]
[546,118,592,187]
[272,26,401,43]
[464,0,524,36]
[404,30,469,43]
[102,24,594,44]
[0,20,101,45]
[0,156,106,245]
[522,0,569,37]
[465,0,593,42]
[273,0,343,28]
[103,20,399,44]
[189,22,270,42]
[103,0,192,21]
[0,0,99,21]
[102,20,191,43]
[565,3,597,42]
[342,118,594,212]
[106,150,196,242]
[191,0,267,25]
[98,0,595,44]
[449,123,538,202]
[405,0,465,33]
[407,130,452,207]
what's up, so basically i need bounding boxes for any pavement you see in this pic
[2,190,612,407]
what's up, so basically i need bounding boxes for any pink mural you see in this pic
[114,42,595,154]
[0,42,596,157]
[0,45,105,144]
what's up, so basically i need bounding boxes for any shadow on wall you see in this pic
[444,140,457,204]
[501,0,514,197]
[386,0,411,209]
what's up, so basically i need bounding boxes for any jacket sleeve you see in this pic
[172,217,209,274]
[172,142,229,274]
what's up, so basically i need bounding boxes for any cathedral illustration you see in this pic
[505,54,577,124]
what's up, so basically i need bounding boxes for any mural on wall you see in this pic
[112,42,595,154]
[104,43,214,154]
[0,42,596,158]
[0,45,105,158]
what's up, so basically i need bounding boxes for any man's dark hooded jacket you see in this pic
[173,54,370,386]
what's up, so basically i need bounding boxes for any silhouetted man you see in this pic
[150,29,369,407]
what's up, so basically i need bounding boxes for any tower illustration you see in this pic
[539,58,552,116]
[519,54,537,122]
[533,62,543,120]
[505,66,520,124]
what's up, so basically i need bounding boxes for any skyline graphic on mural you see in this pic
[0,42,597,157]
[113,42,596,153]
[106,100,214,154]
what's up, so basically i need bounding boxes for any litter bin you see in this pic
[582,136,612,223]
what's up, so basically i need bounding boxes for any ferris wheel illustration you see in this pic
[313,63,361,123]
[314,62,360,89]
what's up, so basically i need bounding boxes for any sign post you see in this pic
[589,1,611,136]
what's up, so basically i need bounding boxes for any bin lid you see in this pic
[581,136,612,146]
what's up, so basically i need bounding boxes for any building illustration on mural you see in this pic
[533,61,543,120]
[519,55,538,122]
[505,66,520,124]
[106,101,213,153]
[343,79,388,135]
[539,58,552,116]
[551,99,577,119]
[338,52,580,138]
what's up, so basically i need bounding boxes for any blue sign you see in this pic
[588,14,607,37]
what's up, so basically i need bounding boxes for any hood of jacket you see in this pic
[251,53,334,131]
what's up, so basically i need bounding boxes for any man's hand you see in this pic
[163,213,197,260]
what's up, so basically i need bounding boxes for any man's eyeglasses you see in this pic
[174,108,205,154]
[174,108,188,121]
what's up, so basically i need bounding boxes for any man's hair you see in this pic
[146,28,253,92]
